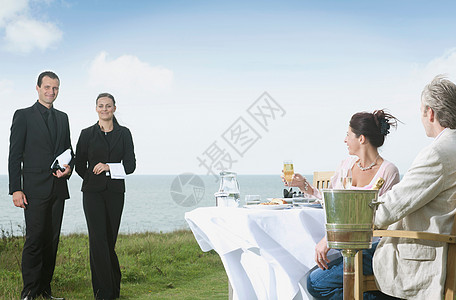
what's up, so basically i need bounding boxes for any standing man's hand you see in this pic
[12,191,28,209]
[53,164,71,178]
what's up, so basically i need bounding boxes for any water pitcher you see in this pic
[215,171,240,207]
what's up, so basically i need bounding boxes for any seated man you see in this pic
[307,75,456,299]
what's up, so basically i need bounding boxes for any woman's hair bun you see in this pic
[350,109,400,148]
[373,110,397,136]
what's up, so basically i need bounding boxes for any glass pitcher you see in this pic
[215,171,240,207]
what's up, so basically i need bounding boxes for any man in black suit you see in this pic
[8,71,73,300]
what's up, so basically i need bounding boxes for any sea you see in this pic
[0,174,313,236]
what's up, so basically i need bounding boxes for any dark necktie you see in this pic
[47,109,57,145]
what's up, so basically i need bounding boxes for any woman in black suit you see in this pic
[75,93,136,300]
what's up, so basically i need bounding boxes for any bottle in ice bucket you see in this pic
[215,171,240,207]
[371,177,385,190]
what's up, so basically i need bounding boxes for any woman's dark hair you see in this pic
[96,92,116,105]
[349,109,399,148]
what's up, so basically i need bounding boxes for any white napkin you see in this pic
[50,149,72,169]
[107,163,127,179]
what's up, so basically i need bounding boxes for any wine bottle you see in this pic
[372,177,385,190]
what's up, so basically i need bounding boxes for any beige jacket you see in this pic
[373,129,456,299]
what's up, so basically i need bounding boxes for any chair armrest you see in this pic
[373,229,456,244]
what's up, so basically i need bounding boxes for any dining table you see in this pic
[185,203,341,300]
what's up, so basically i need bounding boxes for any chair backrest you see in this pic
[355,213,456,300]
[444,213,456,299]
[313,171,335,190]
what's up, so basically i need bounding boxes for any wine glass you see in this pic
[283,160,294,185]
[292,193,308,205]
[340,168,352,189]
[245,195,261,205]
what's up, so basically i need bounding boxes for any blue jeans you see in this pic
[307,241,400,300]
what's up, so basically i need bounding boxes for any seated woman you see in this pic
[285,109,401,299]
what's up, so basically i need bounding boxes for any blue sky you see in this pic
[1,0,456,176]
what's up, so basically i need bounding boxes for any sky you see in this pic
[1,0,456,176]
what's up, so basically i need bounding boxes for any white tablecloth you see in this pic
[185,206,339,300]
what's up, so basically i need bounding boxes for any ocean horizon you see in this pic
[0,174,308,236]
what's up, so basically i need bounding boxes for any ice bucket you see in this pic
[323,189,380,250]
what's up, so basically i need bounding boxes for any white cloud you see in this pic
[0,0,62,53]
[0,79,14,96]
[411,48,456,85]
[0,0,28,27]
[4,17,62,53]
[88,51,173,93]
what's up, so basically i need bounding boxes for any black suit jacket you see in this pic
[75,120,136,193]
[8,101,74,199]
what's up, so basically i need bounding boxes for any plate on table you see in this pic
[243,204,292,210]
[266,198,292,204]
[294,202,323,209]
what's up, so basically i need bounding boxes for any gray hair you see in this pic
[421,75,456,129]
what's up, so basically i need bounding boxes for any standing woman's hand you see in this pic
[93,162,110,175]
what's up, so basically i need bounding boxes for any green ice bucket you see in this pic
[323,189,380,250]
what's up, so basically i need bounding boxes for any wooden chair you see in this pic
[313,171,335,190]
[354,214,456,300]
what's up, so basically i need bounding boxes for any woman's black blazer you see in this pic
[75,120,136,193]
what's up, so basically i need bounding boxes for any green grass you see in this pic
[0,230,229,299]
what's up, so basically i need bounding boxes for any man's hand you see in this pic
[12,191,28,209]
[53,164,71,178]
